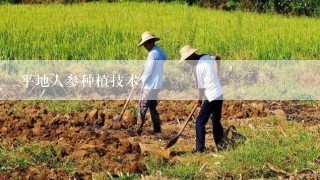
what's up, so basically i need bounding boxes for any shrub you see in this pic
[194,0,320,16]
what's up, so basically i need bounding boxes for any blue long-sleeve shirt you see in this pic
[140,45,167,89]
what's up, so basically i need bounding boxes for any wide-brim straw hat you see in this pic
[138,31,160,47]
[178,45,199,63]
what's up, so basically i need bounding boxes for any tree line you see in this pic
[1,0,320,17]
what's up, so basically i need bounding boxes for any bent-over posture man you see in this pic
[136,31,167,135]
[179,45,225,152]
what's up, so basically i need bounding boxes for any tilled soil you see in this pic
[222,100,320,124]
[0,100,319,178]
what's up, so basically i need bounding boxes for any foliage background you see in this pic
[1,0,320,17]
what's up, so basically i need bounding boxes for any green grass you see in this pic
[0,140,77,173]
[215,118,320,178]
[25,100,99,114]
[0,2,319,60]
[142,117,320,178]
[144,156,205,179]
[220,132,319,177]
[297,100,319,105]
[43,100,95,114]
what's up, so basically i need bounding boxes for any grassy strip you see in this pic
[143,117,320,178]
[144,156,205,179]
[220,119,320,178]
[0,141,76,173]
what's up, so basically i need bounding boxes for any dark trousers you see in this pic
[137,89,161,133]
[196,95,224,151]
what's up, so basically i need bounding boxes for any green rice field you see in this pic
[0,2,319,60]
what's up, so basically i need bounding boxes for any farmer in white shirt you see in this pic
[136,31,167,135]
[179,45,225,152]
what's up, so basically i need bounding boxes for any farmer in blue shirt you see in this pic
[136,31,167,135]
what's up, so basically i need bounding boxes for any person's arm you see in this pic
[139,52,156,86]
[215,55,221,77]
[197,89,204,106]
[194,67,204,107]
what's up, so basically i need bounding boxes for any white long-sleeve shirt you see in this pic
[140,45,167,89]
[195,55,223,101]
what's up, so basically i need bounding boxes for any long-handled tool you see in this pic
[165,105,198,149]
[117,85,138,122]
[114,70,144,122]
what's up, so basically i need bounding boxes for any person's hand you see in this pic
[195,100,202,107]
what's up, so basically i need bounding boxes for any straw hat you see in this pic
[179,45,199,63]
[138,31,160,47]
